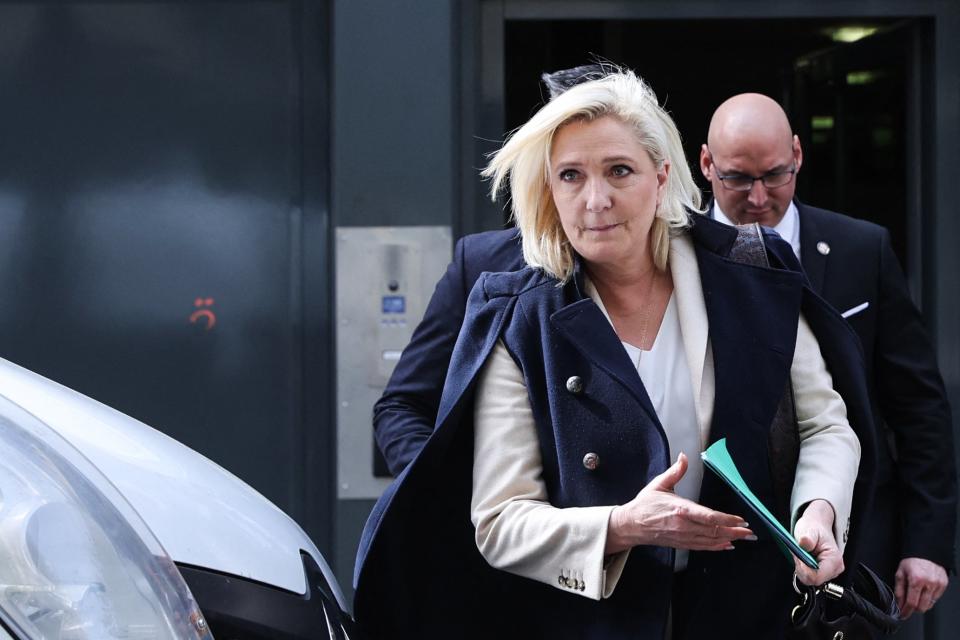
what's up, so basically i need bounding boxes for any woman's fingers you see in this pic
[609,457,755,552]
[669,507,753,539]
[657,498,755,548]
[793,516,844,585]
[674,500,749,529]
[646,452,688,492]
[674,524,754,545]
[794,553,844,586]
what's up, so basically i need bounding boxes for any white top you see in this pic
[622,312,702,500]
[713,201,801,258]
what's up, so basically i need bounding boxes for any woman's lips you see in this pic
[585,222,621,232]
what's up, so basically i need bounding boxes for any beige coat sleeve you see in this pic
[790,314,861,550]
[471,340,629,601]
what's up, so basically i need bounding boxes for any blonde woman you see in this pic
[353,69,875,639]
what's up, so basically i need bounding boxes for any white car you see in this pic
[0,358,355,639]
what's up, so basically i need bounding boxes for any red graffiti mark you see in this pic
[189,309,216,330]
[189,297,216,330]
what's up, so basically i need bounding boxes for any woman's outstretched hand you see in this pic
[605,452,755,555]
[793,499,844,585]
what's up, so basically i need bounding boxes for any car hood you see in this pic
[0,357,346,611]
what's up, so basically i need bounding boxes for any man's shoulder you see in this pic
[456,227,525,280]
[799,203,887,239]
[460,228,521,254]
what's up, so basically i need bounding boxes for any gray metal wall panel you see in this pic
[331,0,457,595]
[333,0,455,228]
[0,0,333,557]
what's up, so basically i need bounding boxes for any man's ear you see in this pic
[792,135,804,173]
[699,144,711,180]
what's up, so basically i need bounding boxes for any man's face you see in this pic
[700,135,803,227]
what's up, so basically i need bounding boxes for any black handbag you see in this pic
[787,563,902,639]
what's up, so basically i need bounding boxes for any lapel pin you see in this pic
[816,241,830,256]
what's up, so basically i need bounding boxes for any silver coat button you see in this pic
[565,376,583,394]
[582,452,599,470]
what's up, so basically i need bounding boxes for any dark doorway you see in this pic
[504,18,926,267]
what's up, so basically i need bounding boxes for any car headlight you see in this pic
[0,395,213,640]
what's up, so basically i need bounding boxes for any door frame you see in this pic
[297,0,335,557]
[460,2,960,638]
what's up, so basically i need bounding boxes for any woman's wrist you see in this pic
[605,506,636,554]
[798,499,836,529]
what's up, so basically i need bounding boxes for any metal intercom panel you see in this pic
[335,226,451,499]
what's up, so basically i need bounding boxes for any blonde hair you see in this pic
[482,69,704,281]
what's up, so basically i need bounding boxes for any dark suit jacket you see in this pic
[356,217,876,638]
[796,202,956,577]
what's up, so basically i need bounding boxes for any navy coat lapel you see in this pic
[689,217,806,506]
[549,260,662,429]
[798,201,828,295]
[549,298,661,430]
[433,274,516,435]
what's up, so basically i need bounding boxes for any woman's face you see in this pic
[549,116,669,273]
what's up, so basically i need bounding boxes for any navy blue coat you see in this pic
[356,216,877,639]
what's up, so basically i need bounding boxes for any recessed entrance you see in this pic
[504,18,928,265]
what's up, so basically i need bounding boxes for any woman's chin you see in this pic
[576,244,634,270]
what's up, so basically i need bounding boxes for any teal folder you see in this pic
[701,438,819,570]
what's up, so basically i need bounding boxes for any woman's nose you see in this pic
[584,177,612,212]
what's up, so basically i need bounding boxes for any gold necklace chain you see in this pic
[637,267,658,352]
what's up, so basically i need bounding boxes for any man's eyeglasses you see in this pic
[708,152,797,192]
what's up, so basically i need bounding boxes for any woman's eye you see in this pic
[611,165,633,178]
[558,169,580,182]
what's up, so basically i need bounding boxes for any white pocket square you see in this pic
[841,302,869,319]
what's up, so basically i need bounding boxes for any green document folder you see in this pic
[701,438,819,570]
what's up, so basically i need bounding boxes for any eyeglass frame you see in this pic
[705,150,798,192]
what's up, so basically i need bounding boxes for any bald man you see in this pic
[700,93,956,619]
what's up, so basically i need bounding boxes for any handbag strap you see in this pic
[846,563,902,633]
[728,224,800,527]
